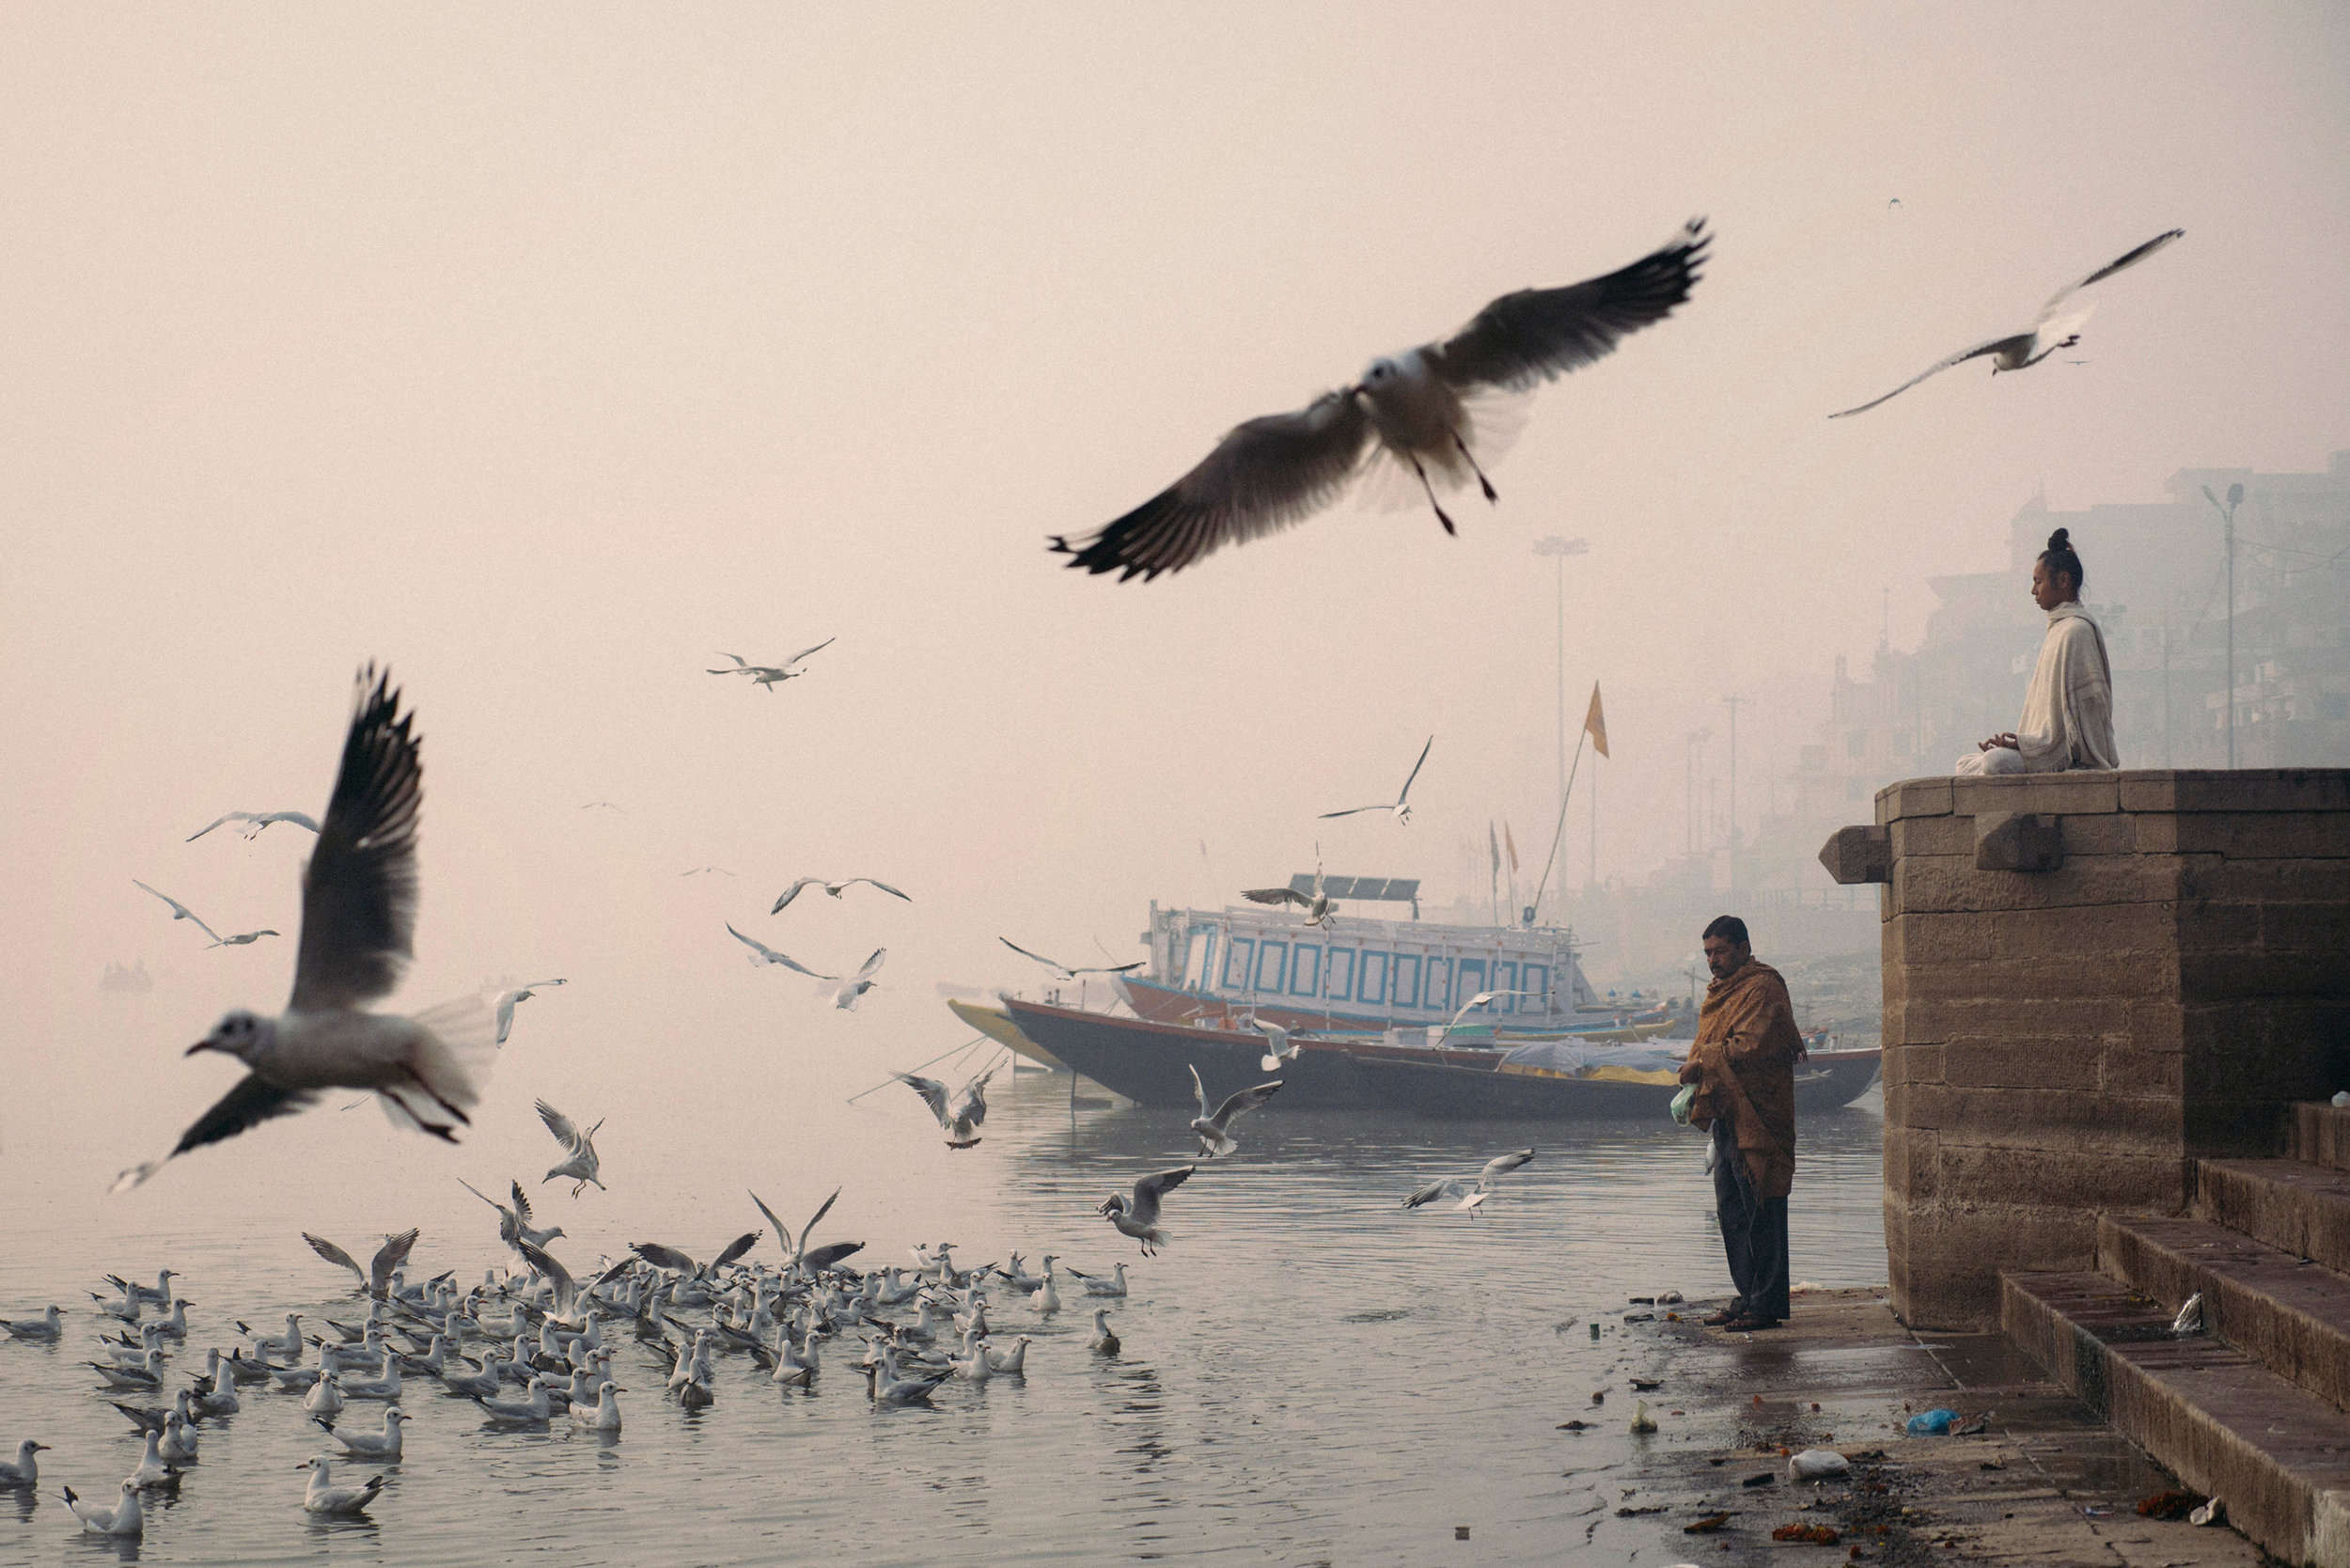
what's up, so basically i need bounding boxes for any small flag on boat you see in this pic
[1488,821,1500,875]
[1504,823,1520,873]
[1584,683,1609,759]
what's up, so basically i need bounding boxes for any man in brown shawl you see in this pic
[1677,916,1804,1330]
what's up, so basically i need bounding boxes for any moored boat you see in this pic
[1343,1040,1882,1120]
[946,997,1068,1071]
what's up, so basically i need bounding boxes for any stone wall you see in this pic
[1822,769,2350,1331]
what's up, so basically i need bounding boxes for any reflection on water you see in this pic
[1,1073,1882,1565]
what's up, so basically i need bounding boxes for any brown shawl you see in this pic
[1686,958,1803,1199]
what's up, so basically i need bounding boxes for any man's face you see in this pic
[2030,558,2072,612]
[1702,936,1749,980]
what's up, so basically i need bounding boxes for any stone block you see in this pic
[1891,854,2181,914]
[1903,1083,2181,1153]
[1932,1143,2185,1211]
[2179,856,2350,902]
[1818,823,1890,885]
[2138,811,2350,858]
[2097,1046,2186,1098]
[1939,1038,2104,1092]
[1951,772,2122,818]
[2180,949,2344,999]
[1988,901,2181,960]
[2183,1098,2293,1159]
[1890,814,1974,857]
[2120,768,2350,814]
[1891,956,2171,1007]
[1975,811,2065,871]
[1883,911,1998,967]
[1876,776,1951,825]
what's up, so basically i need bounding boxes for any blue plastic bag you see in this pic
[1905,1408,1959,1436]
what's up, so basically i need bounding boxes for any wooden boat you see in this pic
[1343,1043,1882,1120]
[945,997,1068,1071]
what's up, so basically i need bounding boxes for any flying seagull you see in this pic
[894,1058,1004,1149]
[115,667,497,1190]
[1244,863,1334,926]
[998,938,1143,980]
[1099,1165,1196,1256]
[680,866,736,878]
[1402,1148,1537,1214]
[132,881,278,949]
[301,1229,419,1300]
[727,924,838,979]
[707,640,836,690]
[1320,736,1433,824]
[459,1178,564,1252]
[1050,220,1710,580]
[535,1100,604,1194]
[770,876,912,914]
[1187,1065,1282,1158]
[631,1231,760,1280]
[492,979,567,1046]
[832,949,887,1011]
[186,810,321,842]
[1828,228,2184,418]
[749,1187,862,1276]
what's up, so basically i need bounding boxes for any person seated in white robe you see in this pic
[1957,526,2119,776]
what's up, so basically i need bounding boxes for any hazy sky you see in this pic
[6,4,2348,1109]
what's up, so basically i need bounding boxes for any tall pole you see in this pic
[1721,694,1746,891]
[1684,728,1711,858]
[1532,538,1587,903]
[2204,484,2244,768]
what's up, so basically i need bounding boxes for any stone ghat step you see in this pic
[2200,1157,2350,1278]
[2295,1102,2350,1174]
[2102,1214,2350,1413]
[2002,1268,2350,1568]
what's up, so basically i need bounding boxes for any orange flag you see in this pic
[1584,682,1609,759]
[1504,823,1520,873]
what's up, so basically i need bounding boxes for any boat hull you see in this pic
[1117,975,1683,1039]
[946,998,1068,1071]
[1344,1049,1883,1121]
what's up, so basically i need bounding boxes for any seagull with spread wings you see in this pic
[749,1187,864,1277]
[301,1229,419,1300]
[492,979,566,1046]
[1187,1065,1283,1158]
[1320,736,1433,825]
[535,1100,604,1195]
[631,1230,760,1281]
[115,668,496,1190]
[1099,1166,1197,1256]
[459,1178,565,1253]
[832,949,887,1011]
[132,880,278,949]
[770,876,912,914]
[186,810,321,842]
[707,640,836,690]
[894,1058,1004,1149]
[1244,862,1335,926]
[1829,228,2184,418]
[727,924,838,979]
[1052,220,1709,580]
[998,938,1144,981]
[1402,1148,1537,1214]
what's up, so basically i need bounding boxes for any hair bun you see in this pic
[2047,526,2071,552]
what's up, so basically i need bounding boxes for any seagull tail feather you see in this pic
[407,993,499,1117]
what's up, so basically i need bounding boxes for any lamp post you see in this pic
[1684,727,1712,857]
[2201,483,2245,768]
[1721,693,1746,890]
[1532,537,1589,894]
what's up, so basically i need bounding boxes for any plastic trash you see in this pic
[2170,1292,2203,1336]
[1630,1399,1658,1434]
[1788,1449,1851,1480]
[2334,1090,2349,1108]
[2190,1497,2225,1527]
[1905,1408,1960,1435]
[1670,1083,1699,1125]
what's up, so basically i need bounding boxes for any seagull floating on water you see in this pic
[1,1306,63,1341]
[63,1479,145,1535]
[116,667,497,1190]
[0,1441,48,1488]
[298,1455,385,1515]
[1828,228,2184,417]
[316,1404,406,1459]
[895,1058,1003,1149]
[997,938,1143,980]
[1051,220,1710,579]
[133,879,279,949]
[1087,1309,1120,1355]
[1320,736,1433,824]
[1099,1166,1196,1257]
[771,876,911,914]
[1187,1065,1283,1158]
[707,640,835,690]
[186,809,321,841]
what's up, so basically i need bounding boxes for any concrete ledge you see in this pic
[2100,1214,2350,1411]
[2002,1268,2350,1567]
[2196,1158,2350,1278]
[2295,1103,2350,1173]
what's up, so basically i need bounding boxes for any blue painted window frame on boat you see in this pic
[1392,954,1421,1009]
[1254,941,1288,993]
[1324,948,1355,1001]
[1456,958,1487,1009]
[1425,957,1453,1011]
[1523,964,1548,1011]
[1183,930,1214,990]
[1496,961,1518,1007]
[1221,937,1255,991]
[1289,945,1321,996]
[1357,950,1388,1004]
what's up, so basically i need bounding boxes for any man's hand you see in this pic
[1978,732,2019,752]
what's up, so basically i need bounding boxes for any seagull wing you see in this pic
[1433,219,1710,393]
[1076,960,1145,975]
[1242,887,1309,908]
[712,1231,761,1271]
[796,1188,839,1255]
[1315,805,1385,819]
[1129,1165,1196,1225]
[1396,735,1434,805]
[1050,389,1375,581]
[997,937,1072,977]
[631,1242,697,1274]
[185,813,256,842]
[170,1075,321,1159]
[133,881,221,942]
[1211,1080,1284,1125]
[290,666,422,1011]
[1188,1063,1209,1119]
[782,637,836,669]
[708,653,748,672]
[769,878,821,914]
[457,1178,502,1213]
[536,1100,582,1152]
[271,812,323,832]
[897,1074,952,1127]
[514,1241,575,1313]
[727,923,782,962]
[1479,1148,1536,1186]
[804,1241,864,1271]
[1825,334,2028,419]
[509,1182,534,1227]
[847,878,912,902]
[368,1230,419,1297]
[1402,1177,1467,1209]
[852,948,888,983]
[2039,227,2185,318]
[303,1234,368,1287]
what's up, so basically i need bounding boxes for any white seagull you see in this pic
[187,809,322,841]
[297,1456,385,1515]
[62,1479,145,1535]
[115,667,496,1190]
[894,1059,1004,1149]
[997,938,1143,980]
[536,1101,605,1194]
[1402,1148,1537,1213]
[1829,228,2185,417]
[1250,1017,1300,1074]
[460,1178,566,1252]
[1087,1309,1120,1354]
[1187,1066,1284,1158]
[1098,1165,1197,1256]
[0,1440,48,1487]
[303,1228,420,1299]
[1,1307,63,1341]
[492,979,567,1046]
[1320,736,1433,824]
[1436,989,1543,1043]
[133,879,279,948]
[316,1404,406,1459]
[1244,861,1335,926]
[727,924,838,979]
[832,948,887,1011]
[770,875,912,914]
[1052,221,1709,579]
[749,1188,862,1277]
[707,640,836,690]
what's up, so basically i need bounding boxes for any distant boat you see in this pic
[98,960,153,995]
[945,998,1067,1072]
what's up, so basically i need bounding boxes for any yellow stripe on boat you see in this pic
[947,998,1068,1071]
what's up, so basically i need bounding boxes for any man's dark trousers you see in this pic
[1711,1117,1790,1321]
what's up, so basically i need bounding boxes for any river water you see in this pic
[0,1008,1884,1568]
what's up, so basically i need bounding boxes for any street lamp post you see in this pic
[1532,537,1589,900]
[1721,693,1746,890]
[2201,483,2245,768]
[1684,728,1712,857]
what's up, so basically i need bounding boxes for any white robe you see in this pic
[1956,604,2118,775]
